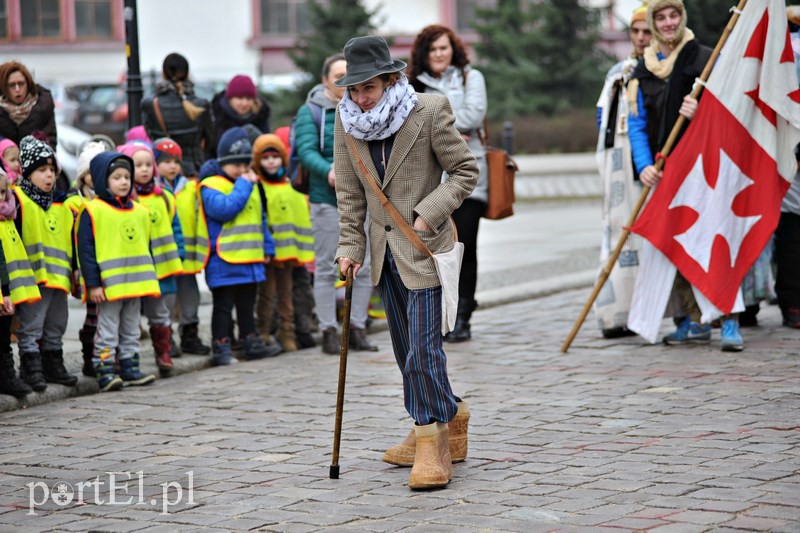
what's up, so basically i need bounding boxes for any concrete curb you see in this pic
[0,272,597,413]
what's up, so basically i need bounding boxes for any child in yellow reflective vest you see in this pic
[0,165,38,397]
[251,133,314,352]
[153,138,210,356]
[196,127,282,364]
[13,136,77,392]
[76,152,160,391]
[119,142,185,376]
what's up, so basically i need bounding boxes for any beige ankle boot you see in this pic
[383,401,470,466]
[408,422,451,490]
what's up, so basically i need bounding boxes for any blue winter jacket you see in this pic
[200,167,275,289]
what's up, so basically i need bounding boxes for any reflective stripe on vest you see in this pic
[175,180,204,274]
[0,221,41,304]
[79,199,160,301]
[16,191,73,293]
[262,181,314,264]
[197,177,264,265]
[137,192,184,279]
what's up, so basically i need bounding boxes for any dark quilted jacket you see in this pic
[141,85,213,177]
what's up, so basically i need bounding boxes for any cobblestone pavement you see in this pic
[0,287,797,532]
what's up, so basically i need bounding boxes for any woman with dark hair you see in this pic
[208,75,271,159]
[0,61,57,149]
[408,25,487,343]
[141,53,213,177]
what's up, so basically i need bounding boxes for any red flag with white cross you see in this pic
[630,0,800,313]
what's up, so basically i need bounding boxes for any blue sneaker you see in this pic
[663,317,711,345]
[720,319,744,352]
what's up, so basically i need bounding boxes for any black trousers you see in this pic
[211,283,257,341]
[775,211,800,314]
[452,198,486,311]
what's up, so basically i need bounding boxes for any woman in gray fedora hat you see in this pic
[334,35,478,490]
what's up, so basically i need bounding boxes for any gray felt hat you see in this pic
[334,35,407,87]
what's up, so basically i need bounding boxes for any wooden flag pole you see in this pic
[560,0,749,353]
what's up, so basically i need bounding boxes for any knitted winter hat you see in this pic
[225,75,257,99]
[217,127,253,165]
[117,142,159,179]
[76,141,109,183]
[631,2,648,25]
[153,137,183,165]
[648,0,686,47]
[126,125,152,146]
[19,135,57,179]
[252,133,288,168]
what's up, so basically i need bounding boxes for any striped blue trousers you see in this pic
[375,247,459,426]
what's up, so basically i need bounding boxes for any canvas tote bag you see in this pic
[345,136,463,334]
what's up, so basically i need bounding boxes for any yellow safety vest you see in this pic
[63,193,89,218]
[16,190,73,293]
[136,191,184,279]
[174,179,204,274]
[260,180,314,264]
[78,199,161,301]
[0,219,41,304]
[196,176,265,266]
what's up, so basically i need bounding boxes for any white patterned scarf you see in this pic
[338,75,418,141]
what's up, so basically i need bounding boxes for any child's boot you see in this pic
[180,323,211,355]
[211,338,236,366]
[149,325,174,374]
[18,352,46,392]
[78,326,96,377]
[119,354,156,386]
[276,324,298,352]
[243,333,282,360]
[42,349,78,386]
[0,349,32,398]
[169,326,182,359]
[94,349,123,392]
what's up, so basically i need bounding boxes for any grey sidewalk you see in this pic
[0,286,797,531]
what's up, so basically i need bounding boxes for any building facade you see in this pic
[0,0,630,86]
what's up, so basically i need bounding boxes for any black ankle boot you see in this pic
[180,323,211,355]
[0,350,32,398]
[445,298,475,343]
[19,352,47,392]
[79,326,96,377]
[42,349,78,386]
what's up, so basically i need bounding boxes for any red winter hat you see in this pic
[153,137,183,164]
[226,74,257,99]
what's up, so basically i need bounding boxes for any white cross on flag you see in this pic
[628,0,800,342]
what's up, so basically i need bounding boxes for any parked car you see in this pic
[68,83,128,144]
[39,80,80,126]
[56,122,91,184]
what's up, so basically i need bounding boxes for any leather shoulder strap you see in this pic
[153,97,170,138]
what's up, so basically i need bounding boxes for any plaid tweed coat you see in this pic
[334,93,478,290]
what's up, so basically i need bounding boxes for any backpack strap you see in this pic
[308,102,324,152]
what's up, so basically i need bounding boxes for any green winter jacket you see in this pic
[295,84,338,207]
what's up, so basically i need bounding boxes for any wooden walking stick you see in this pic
[561,0,749,353]
[330,265,354,479]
